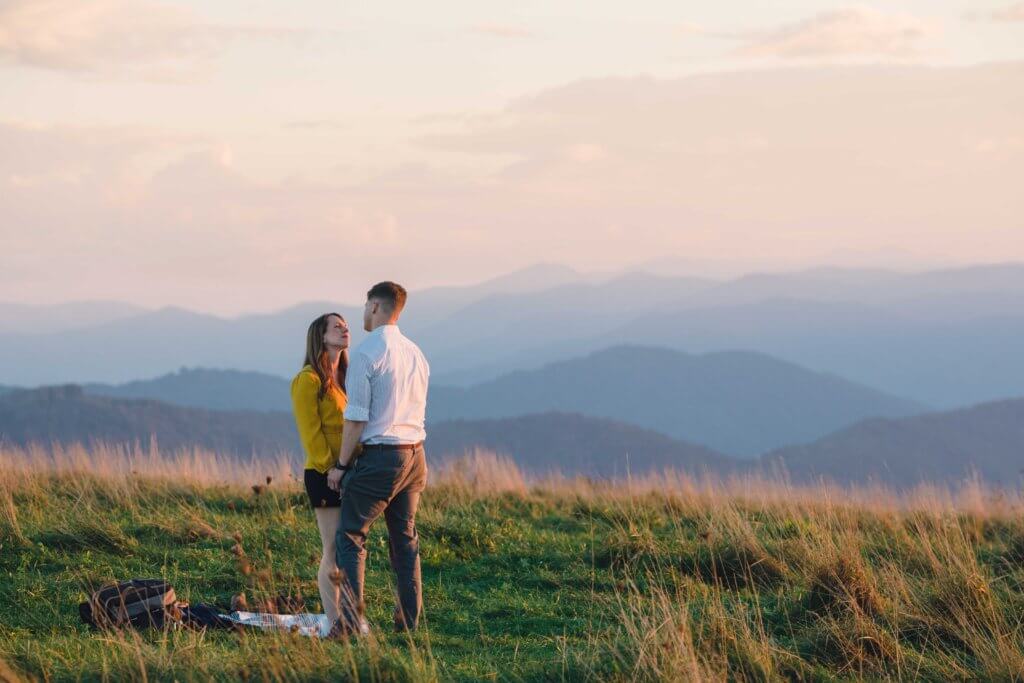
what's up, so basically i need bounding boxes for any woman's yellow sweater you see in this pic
[290,365,346,473]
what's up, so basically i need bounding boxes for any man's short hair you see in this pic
[367,281,407,314]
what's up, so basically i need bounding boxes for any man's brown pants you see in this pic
[335,443,427,631]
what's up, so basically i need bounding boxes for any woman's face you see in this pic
[322,315,350,350]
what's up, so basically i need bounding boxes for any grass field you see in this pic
[2,444,1024,681]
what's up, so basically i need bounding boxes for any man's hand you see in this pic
[338,420,367,473]
[327,467,346,492]
[329,421,366,492]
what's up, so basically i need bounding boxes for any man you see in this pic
[326,281,430,635]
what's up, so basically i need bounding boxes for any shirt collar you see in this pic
[370,323,400,338]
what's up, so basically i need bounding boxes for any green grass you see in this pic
[3,449,1024,681]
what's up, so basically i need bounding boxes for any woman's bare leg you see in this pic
[314,507,341,624]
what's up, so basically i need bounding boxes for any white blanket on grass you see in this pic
[224,611,330,637]
[224,612,371,638]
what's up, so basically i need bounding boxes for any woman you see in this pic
[291,312,350,626]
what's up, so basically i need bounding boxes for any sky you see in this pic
[2,0,1023,314]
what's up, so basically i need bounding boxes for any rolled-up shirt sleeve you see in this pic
[344,350,372,422]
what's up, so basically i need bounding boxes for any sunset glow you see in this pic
[2,0,1023,313]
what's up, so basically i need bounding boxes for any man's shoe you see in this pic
[393,605,417,633]
[327,616,371,640]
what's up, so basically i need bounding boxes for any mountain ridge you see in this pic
[764,397,1024,486]
[77,345,928,457]
[4,262,1024,408]
[4,385,1024,486]
[0,386,738,478]
[429,345,927,457]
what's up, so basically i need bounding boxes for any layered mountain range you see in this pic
[3,263,1024,407]
[3,262,1022,486]
[72,348,925,457]
[2,385,1020,487]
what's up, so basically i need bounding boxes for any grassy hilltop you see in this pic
[2,446,1024,681]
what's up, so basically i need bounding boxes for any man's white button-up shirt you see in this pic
[344,324,430,445]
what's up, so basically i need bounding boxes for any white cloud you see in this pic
[411,63,1023,262]
[0,0,316,80]
[734,7,938,59]
[982,2,1024,22]
[0,121,403,304]
[0,0,210,78]
[4,63,1024,309]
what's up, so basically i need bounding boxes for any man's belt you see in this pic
[359,441,423,452]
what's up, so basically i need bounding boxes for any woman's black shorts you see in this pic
[304,468,340,509]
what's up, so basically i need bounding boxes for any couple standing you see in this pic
[290,281,429,636]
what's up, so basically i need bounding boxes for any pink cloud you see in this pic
[0,0,214,78]
[0,122,402,292]
[734,7,938,59]
[411,63,1023,261]
[0,0,317,81]
[5,63,1024,309]
[988,2,1024,21]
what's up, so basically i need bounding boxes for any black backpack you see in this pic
[180,603,234,630]
[79,579,178,629]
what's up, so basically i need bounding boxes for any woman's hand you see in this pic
[327,466,347,492]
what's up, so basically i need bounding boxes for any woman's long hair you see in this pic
[303,313,349,399]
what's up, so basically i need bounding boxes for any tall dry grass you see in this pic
[5,442,1024,681]
[0,440,296,489]
[4,441,1022,517]
[0,442,446,681]
[574,476,1024,681]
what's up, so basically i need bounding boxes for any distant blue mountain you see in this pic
[0,386,738,479]
[427,346,925,457]
[0,385,297,457]
[3,263,1024,409]
[425,412,738,478]
[425,264,1024,408]
[432,291,1024,408]
[6,386,1023,487]
[73,345,924,458]
[764,397,1024,487]
[0,300,146,334]
[85,367,293,412]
